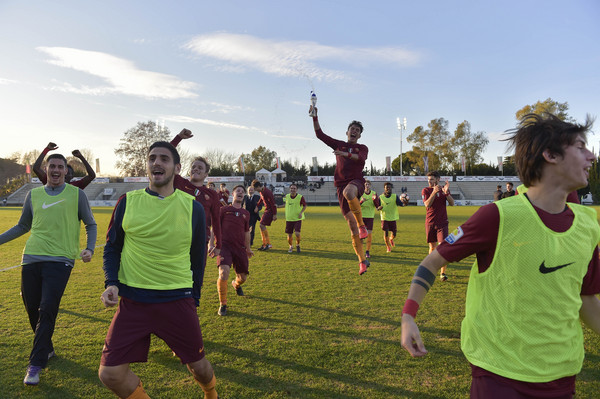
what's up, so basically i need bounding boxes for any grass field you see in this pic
[0,205,599,399]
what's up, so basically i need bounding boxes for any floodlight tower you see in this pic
[396,117,407,176]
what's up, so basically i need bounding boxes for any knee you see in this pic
[98,366,124,388]
[238,274,248,284]
[188,358,214,383]
[218,267,230,280]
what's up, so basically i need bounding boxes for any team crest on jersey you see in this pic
[348,148,353,153]
[444,226,464,244]
[235,212,239,217]
[204,194,210,201]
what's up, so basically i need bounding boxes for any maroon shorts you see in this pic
[217,244,249,275]
[285,220,302,234]
[337,179,365,215]
[363,217,374,231]
[425,223,448,244]
[100,297,205,366]
[381,220,397,234]
[470,365,575,399]
[260,211,275,226]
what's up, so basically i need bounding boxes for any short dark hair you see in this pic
[506,182,513,187]
[426,171,440,179]
[505,113,593,186]
[251,179,262,188]
[289,183,297,189]
[347,120,364,133]
[46,153,68,167]
[384,182,393,188]
[192,156,210,174]
[497,185,502,189]
[232,184,245,193]
[148,141,180,164]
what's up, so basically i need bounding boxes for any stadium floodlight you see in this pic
[396,117,407,176]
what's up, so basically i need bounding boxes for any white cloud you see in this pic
[36,47,199,99]
[183,33,421,82]
[0,78,18,85]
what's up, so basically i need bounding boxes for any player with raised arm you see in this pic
[401,113,600,398]
[252,180,277,251]
[33,143,96,189]
[216,185,254,316]
[310,104,370,275]
[421,171,454,281]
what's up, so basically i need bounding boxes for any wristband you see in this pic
[402,299,419,318]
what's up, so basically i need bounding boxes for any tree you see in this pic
[115,121,170,176]
[451,121,489,174]
[241,146,277,175]
[515,98,574,122]
[391,154,415,175]
[201,148,238,176]
[406,118,452,172]
[67,149,94,176]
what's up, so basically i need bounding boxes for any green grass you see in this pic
[0,205,599,398]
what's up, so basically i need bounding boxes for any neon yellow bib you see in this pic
[25,185,80,260]
[461,194,600,382]
[119,189,194,290]
[379,193,399,221]
[284,194,305,222]
[361,190,377,218]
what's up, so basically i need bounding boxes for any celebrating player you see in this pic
[251,180,277,251]
[99,141,218,399]
[216,185,254,316]
[360,180,379,258]
[377,182,408,252]
[0,153,96,386]
[33,143,96,189]
[279,183,307,253]
[310,105,370,275]
[401,113,600,398]
[421,171,454,281]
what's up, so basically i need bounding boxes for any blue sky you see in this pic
[1,0,599,176]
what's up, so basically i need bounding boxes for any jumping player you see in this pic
[279,183,307,253]
[251,180,277,251]
[216,185,253,316]
[421,171,454,281]
[377,182,408,252]
[360,180,379,258]
[401,113,600,398]
[310,105,370,275]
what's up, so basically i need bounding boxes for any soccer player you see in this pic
[376,182,408,253]
[218,183,230,206]
[170,130,222,258]
[278,183,307,253]
[401,113,600,398]
[243,185,262,247]
[251,179,277,251]
[360,180,379,258]
[99,142,218,399]
[501,182,516,198]
[310,105,370,275]
[33,143,97,189]
[0,153,97,386]
[421,171,454,281]
[493,185,503,201]
[216,185,254,316]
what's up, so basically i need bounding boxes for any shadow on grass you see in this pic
[151,341,451,399]
[59,308,111,324]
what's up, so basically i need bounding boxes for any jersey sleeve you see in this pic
[315,128,342,151]
[581,246,600,295]
[103,195,127,287]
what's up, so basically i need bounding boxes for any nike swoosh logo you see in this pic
[42,199,66,209]
[539,261,574,274]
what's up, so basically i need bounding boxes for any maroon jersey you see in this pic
[421,186,451,225]
[220,205,250,248]
[315,129,367,187]
[258,187,277,214]
[39,175,90,189]
[436,202,600,294]
[220,190,230,205]
[173,174,222,248]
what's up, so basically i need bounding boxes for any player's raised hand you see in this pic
[178,128,193,139]
[442,181,450,194]
[47,142,58,151]
[401,314,428,357]
[72,149,82,158]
